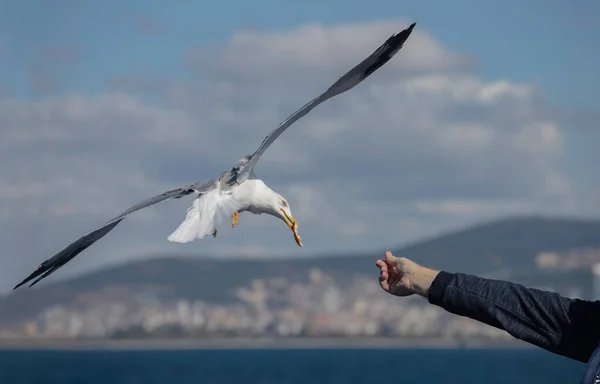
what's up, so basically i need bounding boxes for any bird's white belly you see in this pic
[232,179,271,215]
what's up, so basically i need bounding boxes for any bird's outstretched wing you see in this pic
[237,22,416,180]
[14,181,214,290]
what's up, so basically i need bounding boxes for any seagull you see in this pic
[14,22,416,290]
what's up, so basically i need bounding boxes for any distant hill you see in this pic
[1,215,599,326]
[395,215,600,273]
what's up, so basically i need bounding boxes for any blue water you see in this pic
[0,348,586,383]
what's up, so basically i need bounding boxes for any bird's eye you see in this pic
[281,200,288,207]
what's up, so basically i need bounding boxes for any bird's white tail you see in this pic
[167,189,240,243]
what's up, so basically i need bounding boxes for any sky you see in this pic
[0,0,598,291]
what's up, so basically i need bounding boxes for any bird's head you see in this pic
[271,194,302,247]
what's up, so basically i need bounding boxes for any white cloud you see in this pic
[413,199,536,216]
[189,20,475,77]
[0,19,597,290]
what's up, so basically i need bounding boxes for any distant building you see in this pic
[536,252,561,269]
[592,263,600,301]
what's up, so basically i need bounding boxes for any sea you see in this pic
[0,348,585,383]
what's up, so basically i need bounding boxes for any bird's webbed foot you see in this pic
[232,211,239,227]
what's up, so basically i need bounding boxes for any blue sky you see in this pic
[0,0,598,288]
[1,0,597,178]
[1,0,598,106]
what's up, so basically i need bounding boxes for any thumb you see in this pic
[385,251,400,264]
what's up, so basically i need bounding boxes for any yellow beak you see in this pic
[280,209,303,247]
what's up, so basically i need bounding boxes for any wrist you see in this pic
[409,265,440,298]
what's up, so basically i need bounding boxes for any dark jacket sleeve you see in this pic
[428,271,600,363]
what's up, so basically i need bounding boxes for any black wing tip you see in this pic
[374,22,416,55]
[12,282,25,290]
[13,264,49,290]
[14,261,62,290]
[13,277,35,290]
[394,22,416,40]
[12,218,128,291]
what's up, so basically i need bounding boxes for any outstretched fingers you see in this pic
[376,259,390,289]
[377,251,405,292]
[375,259,387,270]
[385,251,400,265]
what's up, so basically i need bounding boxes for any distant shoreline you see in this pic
[0,337,531,350]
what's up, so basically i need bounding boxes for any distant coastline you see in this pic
[0,337,531,350]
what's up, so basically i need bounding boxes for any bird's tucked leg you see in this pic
[232,211,239,227]
[212,229,217,238]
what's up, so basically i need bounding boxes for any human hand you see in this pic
[375,251,439,298]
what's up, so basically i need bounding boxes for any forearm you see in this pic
[420,269,600,363]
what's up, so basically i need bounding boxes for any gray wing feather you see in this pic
[238,22,416,180]
[105,180,215,225]
[14,181,215,289]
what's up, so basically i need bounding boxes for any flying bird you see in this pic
[14,22,416,290]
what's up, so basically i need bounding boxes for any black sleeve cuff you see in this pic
[427,270,455,306]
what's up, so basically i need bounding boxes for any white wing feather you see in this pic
[167,188,244,243]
